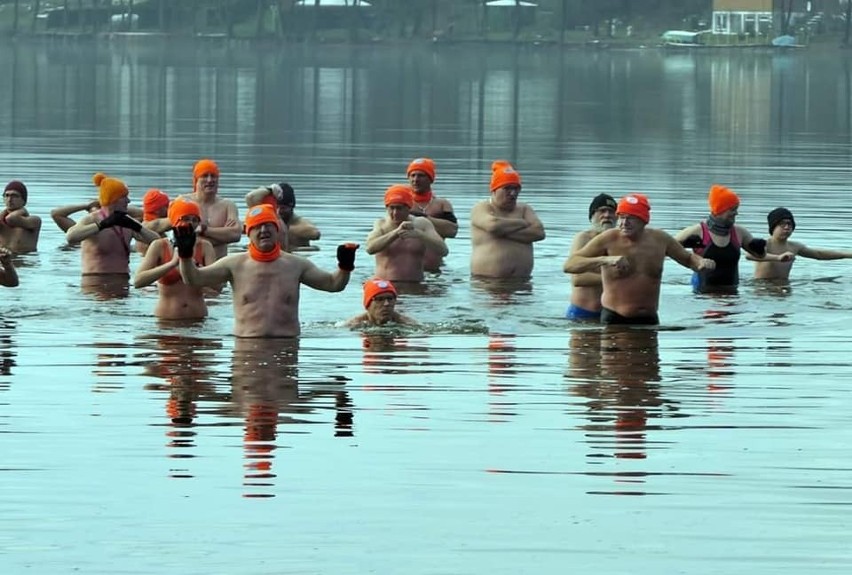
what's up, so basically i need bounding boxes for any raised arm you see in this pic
[51,201,98,233]
[245,187,273,208]
[175,226,232,287]
[133,238,175,288]
[300,243,356,292]
[65,213,101,244]
[564,231,603,286]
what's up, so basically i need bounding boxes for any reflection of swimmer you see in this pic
[139,334,224,479]
[0,320,16,380]
[706,337,735,392]
[487,333,518,422]
[569,327,666,462]
[345,278,418,328]
[231,338,300,498]
[471,276,533,306]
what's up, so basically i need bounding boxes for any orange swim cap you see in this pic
[142,189,170,221]
[93,172,129,207]
[167,197,201,227]
[490,160,521,192]
[406,158,436,182]
[383,184,414,208]
[192,159,220,189]
[708,184,739,216]
[616,193,651,224]
[363,278,397,309]
[244,204,280,233]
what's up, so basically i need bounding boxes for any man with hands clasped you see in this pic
[177,204,357,338]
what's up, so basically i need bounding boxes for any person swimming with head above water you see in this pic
[344,278,419,328]
[564,193,716,325]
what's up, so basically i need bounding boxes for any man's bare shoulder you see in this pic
[434,196,453,210]
[572,228,598,245]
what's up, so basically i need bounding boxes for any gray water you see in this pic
[1,39,851,574]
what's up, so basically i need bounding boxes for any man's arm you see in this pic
[65,214,101,244]
[0,249,19,287]
[365,220,399,255]
[200,201,242,245]
[563,232,622,273]
[797,245,852,260]
[469,202,529,236]
[423,199,458,238]
[503,205,545,244]
[301,259,351,293]
[144,217,172,235]
[413,219,449,256]
[289,215,321,241]
[245,187,273,208]
[665,233,715,272]
[51,201,98,233]
[4,210,42,231]
[133,238,175,288]
[673,223,702,244]
[564,232,602,286]
[179,254,232,287]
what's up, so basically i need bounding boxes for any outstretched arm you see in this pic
[796,245,852,260]
[666,234,715,272]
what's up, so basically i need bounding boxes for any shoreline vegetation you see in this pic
[1,1,849,50]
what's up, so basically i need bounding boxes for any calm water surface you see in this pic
[1,40,851,574]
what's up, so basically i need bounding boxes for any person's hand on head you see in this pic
[173,224,197,258]
[336,243,359,272]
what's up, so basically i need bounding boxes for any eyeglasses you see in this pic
[372,295,395,304]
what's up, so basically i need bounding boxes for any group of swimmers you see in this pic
[1,157,850,334]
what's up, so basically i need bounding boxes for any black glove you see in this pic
[747,238,767,258]
[336,243,359,272]
[173,223,197,259]
[680,235,704,250]
[114,212,142,233]
[96,212,121,230]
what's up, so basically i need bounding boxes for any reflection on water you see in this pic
[2,42,852,573]
[570,328,668,475]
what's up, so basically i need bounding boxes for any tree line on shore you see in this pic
[3,1,849,44]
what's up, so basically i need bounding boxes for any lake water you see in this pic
[1,39,851,574]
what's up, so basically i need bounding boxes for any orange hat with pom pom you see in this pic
[93,172,129,207]
[490,161,521,192]
[383,184,414,208]
[708,184,740,216]
[167,197,202,227]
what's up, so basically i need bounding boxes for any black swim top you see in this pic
[693,221,741,291]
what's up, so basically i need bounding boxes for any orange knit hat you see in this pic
[167,197,201,227]
[363,278,397,309]
[708,184,740,216]
[384,184,414,208]
[93,172,129,207]
[406,158,436,182]
[143,189,170,221]
[490,160,521,192]
[244,204,280,233]
[616,193,651,224]
[192,159,220,189]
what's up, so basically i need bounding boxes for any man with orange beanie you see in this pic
[565,193,716,325]
[133,197,216,320]
[188,158,241,260]
[470,161,545,279]
[66,172,160,280]
[406,158,457,271]
[365,184,448,282]
[0,180,42,253]
[177,204,359,337]
[675,184,793,293]
[344,278,418,328]
[135,188,171,255]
